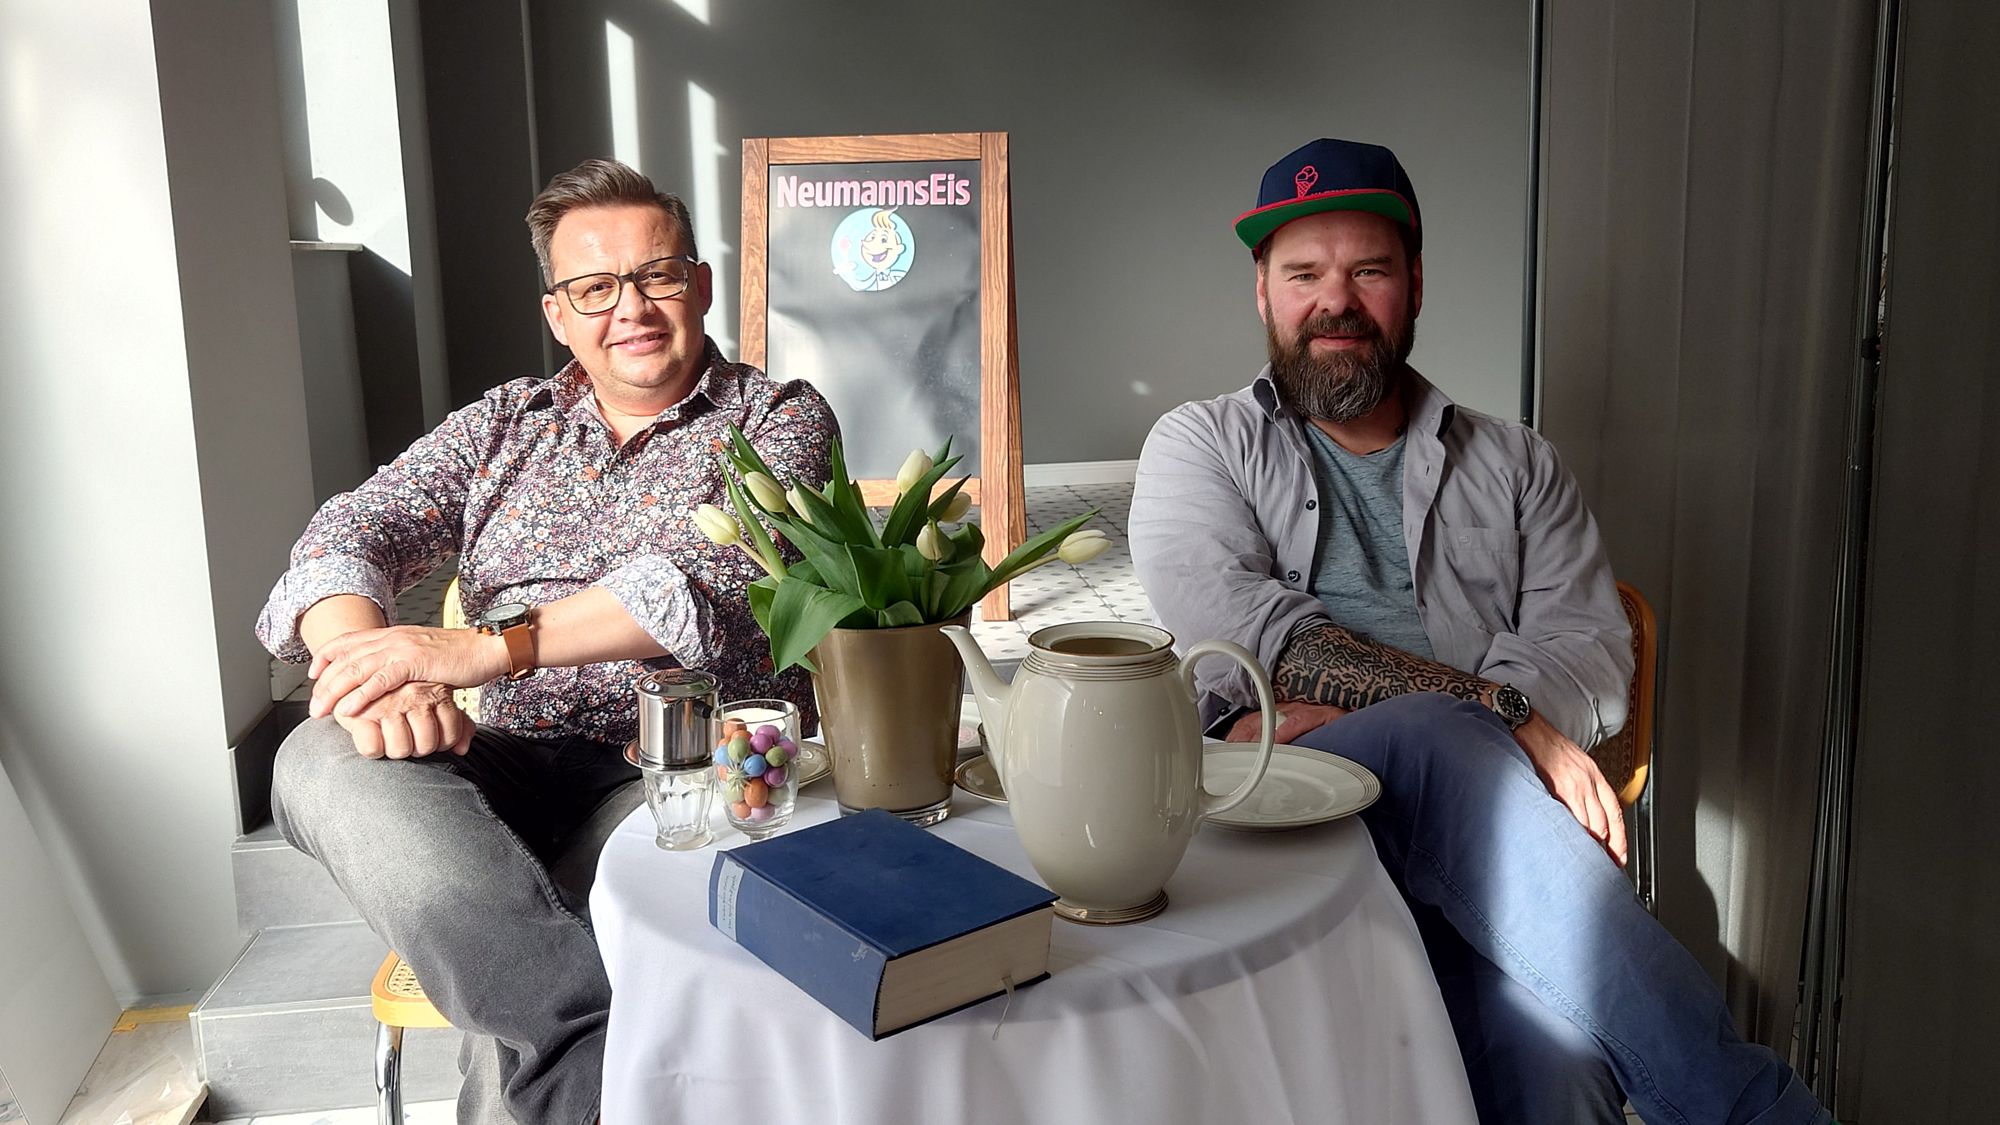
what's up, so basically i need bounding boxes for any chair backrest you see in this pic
[1587,581,1658,807]
[441,577,481,721]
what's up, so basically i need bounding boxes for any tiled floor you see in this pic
[962,482,1156,663]
[48,1008,452,1125]
[208,1102,454,1125]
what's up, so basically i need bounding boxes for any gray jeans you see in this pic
[271,717,642,1125]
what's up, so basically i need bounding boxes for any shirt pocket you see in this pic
[1438,525,1523,633]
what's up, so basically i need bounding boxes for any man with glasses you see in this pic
[257,159,836,1123]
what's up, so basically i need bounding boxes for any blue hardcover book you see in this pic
[708,808,1057,1040]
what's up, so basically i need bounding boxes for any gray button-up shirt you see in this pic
[1131,368,1631,747]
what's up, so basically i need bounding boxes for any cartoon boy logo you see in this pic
[831,208,916,292]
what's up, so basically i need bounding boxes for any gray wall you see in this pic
[1537,0,1877,1052]
[0,760,118,1123]
[0,0,313,1000]
[272,0,452,467]
[1837,3,2000,1118]
[425,0,1532,456]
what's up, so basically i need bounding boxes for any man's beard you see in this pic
[1265,302,1416,423]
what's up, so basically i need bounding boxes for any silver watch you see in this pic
[1490,684,1532,730]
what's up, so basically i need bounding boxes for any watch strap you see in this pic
[497,620,534,681]
[477,606,535,681]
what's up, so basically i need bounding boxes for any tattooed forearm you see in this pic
[1274,621,1492,712]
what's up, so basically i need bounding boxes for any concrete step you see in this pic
[192,921,460,1118]
[231,822,359,934]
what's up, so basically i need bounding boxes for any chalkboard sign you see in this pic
[742,133,1023,620]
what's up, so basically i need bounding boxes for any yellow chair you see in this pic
[1588,581,1660,913]
[440,576,482,721]
[372,950,450,1123]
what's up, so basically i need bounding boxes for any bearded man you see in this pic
[1129,139,1829,1125]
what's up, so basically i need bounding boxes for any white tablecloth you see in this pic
[593,791,1477,1125]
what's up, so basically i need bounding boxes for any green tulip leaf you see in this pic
[934,558,996,620]
[847,543,914,611]
[725,423,780,484]
[759,506,861,597]
[824,441,881,548]
[791,476,875,547]
[991,511,1099,584]
[876,600,924,628]
[946,519,984,561]
[926,476,971,521]
[746,575,779,634]
[766,576,866,674]
[720,461,786,575]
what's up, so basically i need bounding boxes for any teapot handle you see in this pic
[1178,640,1277,818]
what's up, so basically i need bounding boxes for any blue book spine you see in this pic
[709,850,890,1039]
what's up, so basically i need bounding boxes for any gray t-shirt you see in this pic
[1300,423,1435,660]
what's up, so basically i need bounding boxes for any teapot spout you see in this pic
[941,624,1008,769]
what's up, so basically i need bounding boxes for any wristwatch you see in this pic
[477,602,536,681]
[1490,684,1532,731]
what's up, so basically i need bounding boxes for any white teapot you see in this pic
[943,621,1276,924]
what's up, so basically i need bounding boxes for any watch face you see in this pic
[483,601,530,628]
[1495,685,1532,726]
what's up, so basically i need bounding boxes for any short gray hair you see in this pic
[525,159,697,285]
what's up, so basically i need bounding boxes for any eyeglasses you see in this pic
[546,255,700,315]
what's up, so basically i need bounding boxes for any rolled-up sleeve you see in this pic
[255,398,487,662]
[595,554,708,662]
[1131,405,1324,714]
[1474,433,1632,747]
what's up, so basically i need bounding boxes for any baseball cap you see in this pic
[1233,138,1421,256]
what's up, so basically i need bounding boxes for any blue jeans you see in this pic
[1291,694,1829,1125]
[272,717,642,1125]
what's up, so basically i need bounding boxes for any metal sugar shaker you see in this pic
[634,668,721,851]
[635,668,720,769]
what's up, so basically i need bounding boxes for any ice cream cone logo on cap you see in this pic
[1294,165,1319,198]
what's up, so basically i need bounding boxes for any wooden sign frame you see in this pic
[740,132,1025,621]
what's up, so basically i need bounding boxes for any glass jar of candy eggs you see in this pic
[713,698,802,840]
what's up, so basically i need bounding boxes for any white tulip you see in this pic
[693,504,740,546]
[1057,529,1111,565]
[916,523,947,561]
[786,486,814,522]
[894,449,933,495]
[937,492,973,523]
[745,471,787,512]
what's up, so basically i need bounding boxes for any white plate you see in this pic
[954,754,1005,804]
[623,740,831,788]
[1201,742,1381,831]
[949,743,1380,832]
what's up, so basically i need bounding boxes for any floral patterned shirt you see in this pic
[256,341,837,743]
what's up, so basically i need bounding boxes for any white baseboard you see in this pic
[1023,460,1138,488]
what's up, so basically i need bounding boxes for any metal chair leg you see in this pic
[1631,780,1658,915]
[376,1021,404,1125]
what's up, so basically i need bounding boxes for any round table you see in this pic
[593,790,1477,1124]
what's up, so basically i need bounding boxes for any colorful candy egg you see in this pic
[731,801,751,819]
[747,805,773,822]
[727,734,752,763]
[763,766,787,789]
[764,743,790,768]
[743,753,768,778]
[744,779,769,808]
[721,718,748,739]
